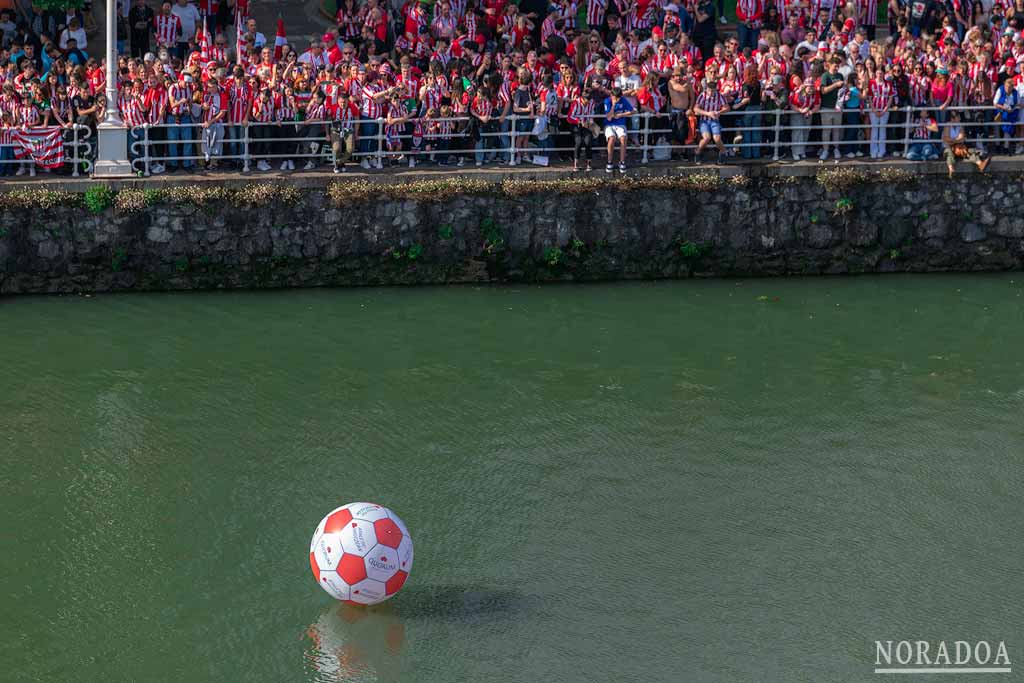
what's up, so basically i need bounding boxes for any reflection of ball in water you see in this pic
[309,502,414,605]
[305,603,406,682]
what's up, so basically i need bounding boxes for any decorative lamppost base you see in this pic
[93,123,134,177]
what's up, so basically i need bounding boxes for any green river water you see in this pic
[2,276,1022,682]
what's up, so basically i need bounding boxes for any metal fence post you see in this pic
[508,114,517,166]
[71,124,80,177]
[242,123,251,173]
[376,117,385,169]
[641,112,650,164]
[143,124,151,177]
[772,109,781,161]
[902,106,912,157]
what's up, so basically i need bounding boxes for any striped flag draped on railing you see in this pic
[13,127,64,168]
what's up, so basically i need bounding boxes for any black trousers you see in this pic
[274,123,296,161]
[573,126,594,161]
[252,124,274,158]
[130,31,149,58]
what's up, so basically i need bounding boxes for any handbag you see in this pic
[952,142,970,159]
[531,115,548,138]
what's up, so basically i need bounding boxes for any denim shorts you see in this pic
[700,120,722,136]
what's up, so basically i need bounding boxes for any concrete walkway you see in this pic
[1,156,1007,191]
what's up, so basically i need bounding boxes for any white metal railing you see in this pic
[0,124,94,177]
[122,105,1017,173]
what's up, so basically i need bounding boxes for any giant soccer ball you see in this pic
[309,502,413,605]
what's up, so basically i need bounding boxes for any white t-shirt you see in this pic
[171,2,201,43]
[615,74,641,106]
[60,27,87,50]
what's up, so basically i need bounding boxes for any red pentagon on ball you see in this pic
[309,552,319,577]
[323,508,354,534]
[385,570,408,595]
[336,552,367,584]
[373,518,403,548]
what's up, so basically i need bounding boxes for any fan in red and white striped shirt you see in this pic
[471,92,494,119]
[566,93,595,125]
[142,78,169,124]
[587,0,607,28]
[168,81,194,117]
[226,77,252,124]
[333,96,359,125]
[17,101,40,127]
[118,86,148,128]
[908,72,931,106]
[420,78,444,112]
[274,90,296,122]
[859,0,877,27]
[250,91,275,123]
[868,77,893,110]
[201,84,228,124]
[153,7,183,49]
[360,75,390,118]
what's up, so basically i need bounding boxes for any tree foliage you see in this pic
[32,0,86,10]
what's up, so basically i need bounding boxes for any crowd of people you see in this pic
[0,0,1022,175]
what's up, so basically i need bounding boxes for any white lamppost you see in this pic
[93,0,133,177]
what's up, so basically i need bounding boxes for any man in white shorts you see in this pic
[602,86,635,173]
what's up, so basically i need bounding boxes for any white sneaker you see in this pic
[204,153,211,163]
[719,15,727,23]
[152,163,165,174]
[834,149,841,159]
[855,151,864,157]
[1015,145,1024,155]
[29,166,36,177]
[304,160,316,170]
[892,151,901,157]
[475,161,482,167]
[279,160,287,171]
[373,159,383,169]
[360,159,370,170]
[457,158,465,167]
[257,160,271,171]
[845,152,855,158]
[819,149,829,161]
[409,157,415,168]
[15,166,25,176]
[288,160,296,170]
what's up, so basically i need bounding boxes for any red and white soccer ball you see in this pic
[309,502,413,605]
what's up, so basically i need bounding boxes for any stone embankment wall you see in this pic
[0,169,1021,294]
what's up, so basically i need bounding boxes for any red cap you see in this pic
[1007,58,1017,67]
[322,33,335,42]
[844,18,855,29]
